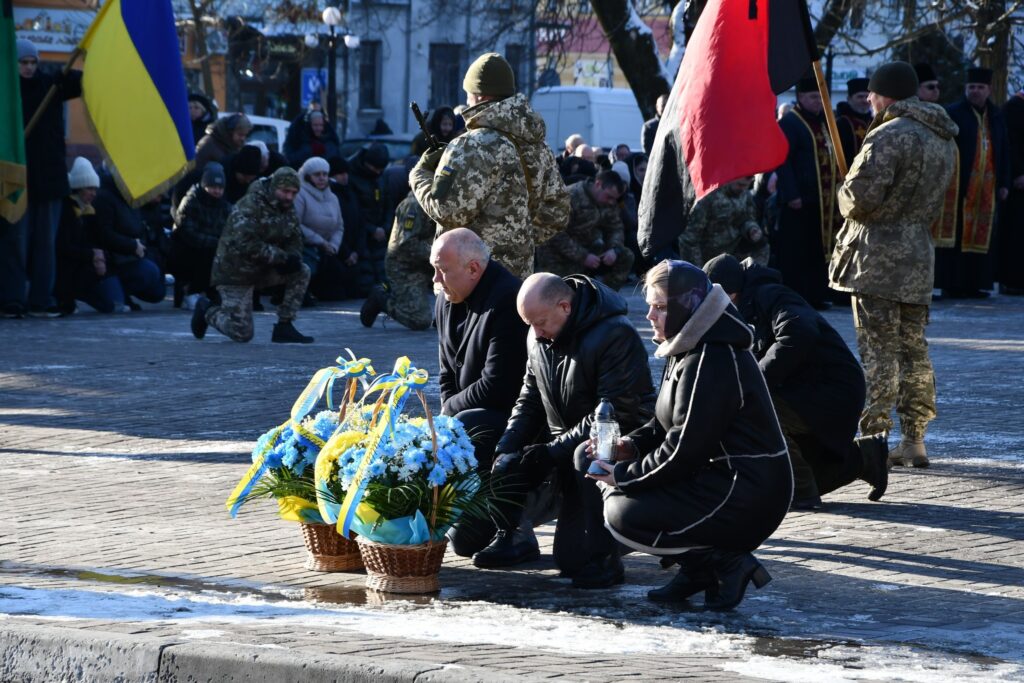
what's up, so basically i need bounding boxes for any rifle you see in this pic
[410,102,442,151]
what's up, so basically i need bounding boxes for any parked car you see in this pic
[530,86,645,152]
[339,134,417,163]
[217,113,290,153]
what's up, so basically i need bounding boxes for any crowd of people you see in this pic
[4,40,1021,611]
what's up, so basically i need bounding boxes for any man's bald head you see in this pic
[518,273,575,341]
[565,133,584,154]
[431,228,490,303]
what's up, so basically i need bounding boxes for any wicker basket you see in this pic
[300,523,364,572]
[356,536,448,593]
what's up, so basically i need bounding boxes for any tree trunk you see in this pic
[813,0,854,53]
[973,0,1010,103]
[189,0,215,98]
[590,0,670,119]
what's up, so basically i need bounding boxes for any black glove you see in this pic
[521,443,552,469]
[491,451,520,475]
[419,145,445,172]
[275,253,302,275]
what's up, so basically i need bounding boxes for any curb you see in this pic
[0,623,553,682]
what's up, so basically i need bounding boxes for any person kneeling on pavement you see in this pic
[191,167,314,344]
[481,273,656,588]
[583,260,792,611]
[360,189,436,330]
[704,254,888,510]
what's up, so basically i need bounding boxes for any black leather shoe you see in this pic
[472,528,539,568]
[648,550,715,602]
[190,296,210,339]
[572,553,625,589]
[271,321,314,344]
[703,551,772,611]
[855,434,888,502]
[791,494,824,511]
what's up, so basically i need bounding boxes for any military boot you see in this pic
[472,526,540,568]
[271,321,314,344]
[855,435,888,501]
[360,284,389,328]
[190,297,210,339]
[889,438,928,468]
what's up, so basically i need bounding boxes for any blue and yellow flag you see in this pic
[78,0,194,204]
[0,0,26,223]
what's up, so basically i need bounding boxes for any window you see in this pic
[359,40,382,110]
[505,44,528,93]
[429,43,464,110]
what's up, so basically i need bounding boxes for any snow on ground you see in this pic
[1,581,1020,681]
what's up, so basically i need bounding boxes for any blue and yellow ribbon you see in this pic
[336,357,429,538]
[226,352,374,519]
[224,424,285,517]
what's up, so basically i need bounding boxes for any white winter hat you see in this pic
[245,140,269,162]
[68,157,100,190]
[298,156,330,180]
[611,160,630,186]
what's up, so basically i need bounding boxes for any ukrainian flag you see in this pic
[79,0,194,204]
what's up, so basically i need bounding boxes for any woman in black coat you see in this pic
[584,260,793,611]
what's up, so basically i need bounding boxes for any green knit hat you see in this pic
[868,61,919,100]
[463,53,516,98]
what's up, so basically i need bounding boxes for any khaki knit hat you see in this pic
[463,53,516,98]
[270,167,300,191]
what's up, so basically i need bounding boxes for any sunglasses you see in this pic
[18,58,38,65]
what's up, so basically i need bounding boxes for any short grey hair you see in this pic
[434,228,490,266]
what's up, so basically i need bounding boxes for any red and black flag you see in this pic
[638,0,817,259]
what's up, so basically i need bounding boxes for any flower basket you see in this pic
[312,357,504,594]
[356,536,448,593]
[300,523,364,572]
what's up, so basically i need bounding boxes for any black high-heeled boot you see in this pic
[648,548,716,603]
[703,551,772,611]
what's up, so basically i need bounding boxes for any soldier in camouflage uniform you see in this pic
[191,167,314,344]
[829,62,958,468]
[360,190,435,330]
[410,53,569,279]
[536,171,635,290]
[679,176,769,269]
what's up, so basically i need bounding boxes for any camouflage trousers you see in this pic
[385,272,434,331]
[853,294,936,440]
[207,264,311,343]
[537,246,636,291]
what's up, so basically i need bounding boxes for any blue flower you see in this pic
[427,465,447,487]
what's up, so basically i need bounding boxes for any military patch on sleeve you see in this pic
[403,217,415,230]
[433,165,457,200]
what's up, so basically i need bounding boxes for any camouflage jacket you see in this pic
[679,187,766,267]
[410,93,569,278]
[540,181,624,263]
[386,193,435,278]
[210,177,303,286]
[829,98,958,305]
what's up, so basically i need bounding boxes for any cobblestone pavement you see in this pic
[1,290,1023,681]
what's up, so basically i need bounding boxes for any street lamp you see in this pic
[322,6,342,137]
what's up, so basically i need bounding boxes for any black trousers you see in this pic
[448,437,614,576]
[775,396,861,498]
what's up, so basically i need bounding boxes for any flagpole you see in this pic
[23,47,83,140]
[812,59,848,179]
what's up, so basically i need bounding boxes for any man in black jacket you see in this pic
[432,229,529,556]
[704,254,888,509]
[482,273,656,587]
[1,40,82,318]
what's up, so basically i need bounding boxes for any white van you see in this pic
[530,86,646,153]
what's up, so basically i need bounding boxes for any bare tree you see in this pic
[590,0,671,118]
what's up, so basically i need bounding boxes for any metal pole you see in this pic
[341,42,349,139]
[327,25,338,136]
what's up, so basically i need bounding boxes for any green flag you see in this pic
[1,0,26,223]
